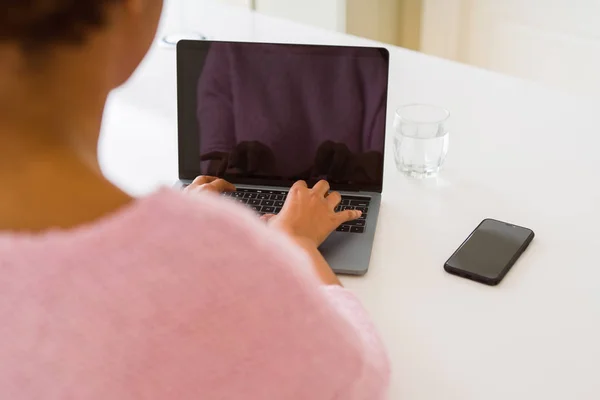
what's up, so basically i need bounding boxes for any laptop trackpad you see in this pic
[319,231,372,275]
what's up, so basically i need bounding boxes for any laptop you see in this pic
[176,40,389,275]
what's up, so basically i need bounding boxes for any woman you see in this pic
[0,1,390,399]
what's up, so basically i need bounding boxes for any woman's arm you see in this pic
[146,190,391,399]
[289,236,341,286]
[267,179,360,287]
[194,194,390,399]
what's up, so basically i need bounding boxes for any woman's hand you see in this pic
[184,176,236,195]
[270,180,362,247]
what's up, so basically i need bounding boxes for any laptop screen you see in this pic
[177,40,389,192]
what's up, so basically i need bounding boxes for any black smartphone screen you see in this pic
[444,219,534,285]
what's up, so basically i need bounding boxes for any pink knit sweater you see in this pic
[0,188,390,399]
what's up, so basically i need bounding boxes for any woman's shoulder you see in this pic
[141,187,309,266]
[148,187,318,286]
[0,187,311,281]
[114,187,311,273]
[0,186,320,326]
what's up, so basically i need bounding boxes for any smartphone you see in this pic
[444,219,535,286]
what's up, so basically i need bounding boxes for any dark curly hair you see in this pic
[1,0,122,50]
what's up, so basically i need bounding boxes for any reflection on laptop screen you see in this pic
[177,41,389,190]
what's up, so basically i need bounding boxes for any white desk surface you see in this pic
[100,1,600,398]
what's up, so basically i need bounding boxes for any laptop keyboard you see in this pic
[222,188,370,234]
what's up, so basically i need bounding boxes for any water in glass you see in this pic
[394,104,450,178]
[394,131,449,178]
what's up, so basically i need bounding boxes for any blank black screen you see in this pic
[177,40,389,192]
[446,219,533,280]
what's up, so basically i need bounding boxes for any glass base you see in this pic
[161,32,206,46]
[398,165,441,179]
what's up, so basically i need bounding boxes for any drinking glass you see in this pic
[393,104,450,178]
[161,0,206,46]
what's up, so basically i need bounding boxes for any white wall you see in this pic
[255,0,346,32]
[421,0,600,98]
[420,0,463,60]
[217,0,253,7]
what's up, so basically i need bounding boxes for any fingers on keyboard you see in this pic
[225,189,371,234]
